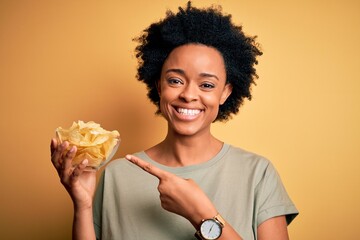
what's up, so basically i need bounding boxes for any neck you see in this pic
[146,128,223,167]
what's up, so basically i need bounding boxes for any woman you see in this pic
[51,2,298,239]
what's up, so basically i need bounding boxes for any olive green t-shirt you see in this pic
[93,144,298,240]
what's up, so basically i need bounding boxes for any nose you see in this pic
[179,83,198,102]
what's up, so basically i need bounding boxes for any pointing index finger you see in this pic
[126,154,168,180]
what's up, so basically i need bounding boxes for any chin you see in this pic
[171,124,208,137]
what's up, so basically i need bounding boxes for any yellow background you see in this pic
[1,0,359,239]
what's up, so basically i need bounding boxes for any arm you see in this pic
[50,139,97,240]
[255,161,296,240]
[73,206,96,240]
[257,216,289,240]
[126,155,243,240]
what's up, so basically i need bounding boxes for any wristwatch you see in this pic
[194,214,226,240]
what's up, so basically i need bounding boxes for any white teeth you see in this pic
[177,108,201,116]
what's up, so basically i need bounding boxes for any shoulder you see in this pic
[222,144,280,184]
[225,144,272,169]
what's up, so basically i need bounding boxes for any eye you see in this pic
[167,78,183,86]
[200,82,215,89]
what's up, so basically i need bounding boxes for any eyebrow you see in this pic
[165,68,219,80]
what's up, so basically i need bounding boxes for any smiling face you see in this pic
[158,44,232,137]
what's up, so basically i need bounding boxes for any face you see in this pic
[158,44,232,137]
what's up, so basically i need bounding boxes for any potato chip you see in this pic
[55,120,120,170]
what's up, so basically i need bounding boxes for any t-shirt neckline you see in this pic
[136,143,230,174]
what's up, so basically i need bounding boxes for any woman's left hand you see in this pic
[125,154,217,228]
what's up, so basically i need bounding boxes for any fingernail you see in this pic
[82,159,88,165]
[69,146,76,153]
[125,155,132,160]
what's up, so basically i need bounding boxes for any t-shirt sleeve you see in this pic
[255,161,299,227]
[93,170,105,240]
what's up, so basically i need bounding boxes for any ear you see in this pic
[220,83,232,105]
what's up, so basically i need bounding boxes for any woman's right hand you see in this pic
[50,138,97,210]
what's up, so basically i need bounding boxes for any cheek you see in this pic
[202,93,223,108]
[159,88,173,103]
[160,85,182,102]
[158,89,175,112]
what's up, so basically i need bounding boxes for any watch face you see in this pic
[200,219,222,240]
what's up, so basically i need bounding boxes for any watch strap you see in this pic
[214,213,226,227]
[195,231,203,240]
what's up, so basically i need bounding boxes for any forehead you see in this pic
[162,44,226,76]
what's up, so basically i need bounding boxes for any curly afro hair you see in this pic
[134,1,262,121]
